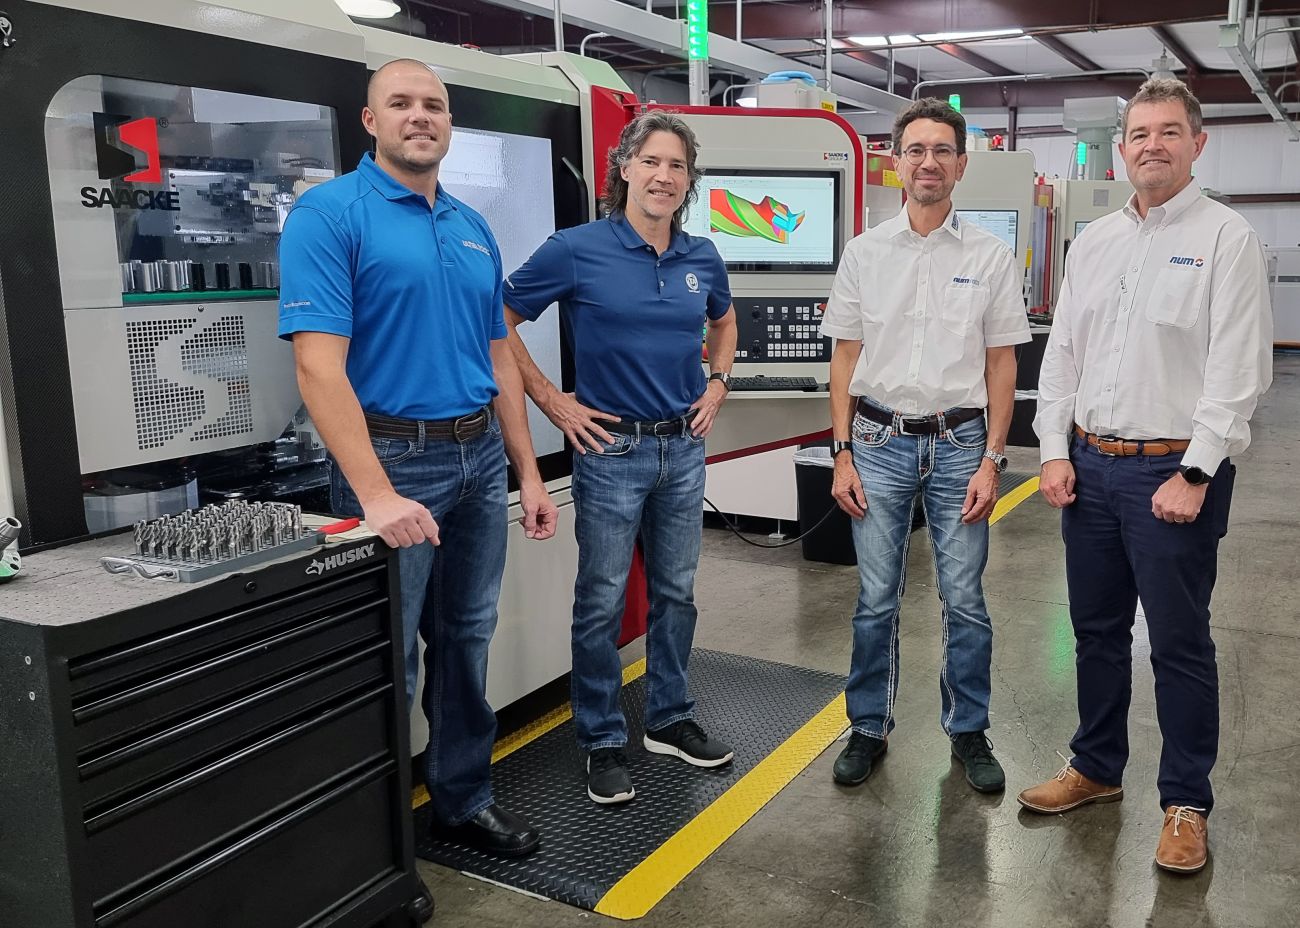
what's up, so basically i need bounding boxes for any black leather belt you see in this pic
[604,415,694,437]
[364,407,492,443]
[855,398,983,436]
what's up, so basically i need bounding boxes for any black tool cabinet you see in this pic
[0,534,424,928]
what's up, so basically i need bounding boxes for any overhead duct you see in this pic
[1220,0,1300,140]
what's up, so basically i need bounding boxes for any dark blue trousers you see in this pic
[1062,435,1234,815]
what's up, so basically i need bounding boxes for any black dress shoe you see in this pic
[430,803,541,858]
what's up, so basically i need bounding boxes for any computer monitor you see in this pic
[956,209,1018,253]
[1074,220,1090,237]
[684,170,840,273]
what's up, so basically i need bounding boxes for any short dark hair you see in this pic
[1123,77,1203,137]
[891,98,967,155]
[601,111,701,230]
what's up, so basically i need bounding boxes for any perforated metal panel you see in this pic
[126,318,201,450]
[181,315,252,443]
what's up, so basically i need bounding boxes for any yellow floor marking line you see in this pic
[990,475,1040,526]
[412,658,649,811]
[593,693,849,921]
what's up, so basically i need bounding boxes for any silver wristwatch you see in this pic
[983,449,1009,473]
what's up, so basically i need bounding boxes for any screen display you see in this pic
[956,209,1018,253]
[441,127,565,458]
[683,171,839,272]
[1074,220,1090,237]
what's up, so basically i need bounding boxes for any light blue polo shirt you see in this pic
[278,153,506,420]
[505,212,732,422]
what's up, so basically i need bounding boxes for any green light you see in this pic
[947,93,961,112]
[1076,141,1087,166]
[686,0,709,61]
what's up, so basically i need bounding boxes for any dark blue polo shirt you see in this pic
[278,153,506,420]
[504,213,732,421]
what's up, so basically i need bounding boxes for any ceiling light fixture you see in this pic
[916,28,1024,42]
[335,0,400,19]
[847,35,888,47]
[887,35,919,46]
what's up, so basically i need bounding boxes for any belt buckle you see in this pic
[653,420,675,436]
[897,417,926,436]
[1096,434,1122,456]
[452,410,482,443]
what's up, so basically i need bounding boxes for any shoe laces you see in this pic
[590,748,627,773]
[1051,750,1080,783]
[955,731,996,764]
[843,731,879,758]
[1166,805,1207,837]
[679,719,708,747]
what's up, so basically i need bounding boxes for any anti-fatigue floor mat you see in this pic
[414,648,847,918]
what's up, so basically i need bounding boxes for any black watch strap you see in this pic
[1179,464,1211,485]
[832,440,853,457]
[709,371,731,390]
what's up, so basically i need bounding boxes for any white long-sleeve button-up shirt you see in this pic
[820,207,1031,414]
[1033,181,1273,474]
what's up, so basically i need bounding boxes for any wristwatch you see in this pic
[709,371,731,390]
[983,449,1009,473]
[1179,464,1211,485]
[832,440,853,458]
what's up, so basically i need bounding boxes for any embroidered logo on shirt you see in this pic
[951,276,981,286]
[1169,256,1205,268]
[685,272,700,293]
[462,239,491,257]
[283,299,312,309]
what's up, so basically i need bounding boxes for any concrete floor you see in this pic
[419,353,1300,928]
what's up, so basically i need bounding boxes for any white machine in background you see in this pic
[663,108,862,521]
[1266,246,1300,346]
[1049,178,1132,308]
[951,150,1035,282]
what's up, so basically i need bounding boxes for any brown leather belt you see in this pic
[1074,425,1189,456]
[365,407,492,443]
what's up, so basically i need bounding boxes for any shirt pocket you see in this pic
[939,285,987,337]
[1145,266,1206,328]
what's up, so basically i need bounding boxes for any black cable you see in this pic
[703,495,841,548]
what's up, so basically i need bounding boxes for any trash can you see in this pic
[794,445,857,565]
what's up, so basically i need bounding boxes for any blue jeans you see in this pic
[1063,436,1231,814]
[846,408,993,738]
[330,415,507,825]
[570,427,707,751]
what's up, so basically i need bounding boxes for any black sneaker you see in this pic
[643,719,734,768]
[832,732,887,785]
[587,747,636,804]
[951,731,1006,793]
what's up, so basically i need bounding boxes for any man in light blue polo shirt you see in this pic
[504,112,739,806]
[278,59,557,859]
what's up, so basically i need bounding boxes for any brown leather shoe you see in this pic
[1017,763,1123,813]
[1155,806,1208,874]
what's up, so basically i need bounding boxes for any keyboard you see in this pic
[729,375,822,392]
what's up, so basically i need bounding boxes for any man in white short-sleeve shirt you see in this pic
[819,98,1031,793]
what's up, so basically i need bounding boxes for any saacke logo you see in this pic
[305,543,377,576]
[81,113,180,211]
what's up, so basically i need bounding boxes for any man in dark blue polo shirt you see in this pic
[278,59,557,858]
[504,112,738,805]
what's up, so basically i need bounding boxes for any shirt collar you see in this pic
[357,152,457,212]
[1122,178,1200,227]
[884,205,963,241]
[609,211,690,256]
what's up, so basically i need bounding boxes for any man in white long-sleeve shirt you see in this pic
[1019,78,1273,875]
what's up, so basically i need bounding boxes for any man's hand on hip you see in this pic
[361,491,440,548]
[687,380,728,438]
[1039,459,1077,509]
[541,391,619,455]
[832,454,867,519]
[1152,473,1208,524]
[519,480,559,540]
[961,460,1000,524]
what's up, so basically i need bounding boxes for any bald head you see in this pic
[367,58,447,110]
[363,58,453,180]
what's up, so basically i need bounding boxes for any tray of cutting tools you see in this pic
[99,501,324,582]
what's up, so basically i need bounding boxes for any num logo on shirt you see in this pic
[1169,256,1205,268]
[685,272,700,293]
[462,239,491,257]
[951,276,981,286]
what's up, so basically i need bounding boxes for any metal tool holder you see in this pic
[101,500,321,582]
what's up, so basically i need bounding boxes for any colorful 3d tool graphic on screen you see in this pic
[709,188,806,243]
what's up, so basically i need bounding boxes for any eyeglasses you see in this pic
[901,145,959,165]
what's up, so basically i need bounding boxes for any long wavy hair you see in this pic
[600,111,701,231]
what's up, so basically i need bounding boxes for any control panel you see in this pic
[733,296,832,364]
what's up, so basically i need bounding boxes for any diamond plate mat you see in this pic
[1000,470,1035,494]
[414,649,847,912]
